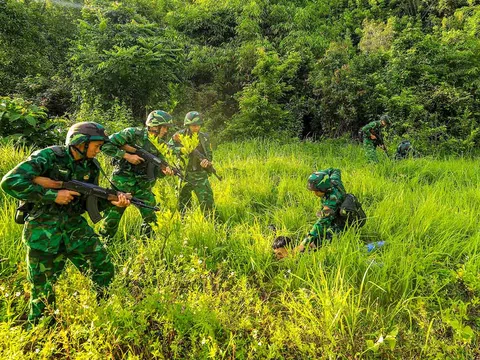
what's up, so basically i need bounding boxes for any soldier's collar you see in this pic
[67,147,77,162]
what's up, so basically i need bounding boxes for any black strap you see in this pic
[92,158,121,192]
[49,146,66,157]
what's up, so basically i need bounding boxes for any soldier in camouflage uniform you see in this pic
[360,114,390,163]
[273,169,346,259]
[100,110,174,239]
[395,140,417,160]
[0,122,130,325]
[169,111,214,215]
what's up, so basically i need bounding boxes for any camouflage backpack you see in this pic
[339,194,367,228]
[395,140,414,160]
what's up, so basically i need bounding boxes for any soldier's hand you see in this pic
[111,192,131,208]
[200,159,211,168]
[295,244,306,254]
[370,134,377,140]
[55,190,80,205]
[162,166,174,176]
[274,247,289,260]
[124,153,145,165]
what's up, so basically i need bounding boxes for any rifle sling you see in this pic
[92,158,121,192]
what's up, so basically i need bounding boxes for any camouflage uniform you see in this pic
[169,129,214,215]
[100,127,168,238]
[361,120,385,163]
[1,145,114,323]
[395,140,415,160]
[303,168,347,246]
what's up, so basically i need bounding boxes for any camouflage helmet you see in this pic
[379,114,390,125]
[184,111,203,126]
[307,171,332,192]
[66,122,109,146]
[146,110,173,127]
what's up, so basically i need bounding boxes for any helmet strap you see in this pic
[71,140,90,160]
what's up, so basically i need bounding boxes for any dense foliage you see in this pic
[0,97,66,146]
[1,0,480,152]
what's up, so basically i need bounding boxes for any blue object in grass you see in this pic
[366,241,385,253]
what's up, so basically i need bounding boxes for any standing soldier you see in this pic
[169,111,215,215]
[273,169,347,259]
[0,122,130,326]
[100,110,175,240]
[360,114,390,163]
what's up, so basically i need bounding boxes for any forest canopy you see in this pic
[1,0,479,153]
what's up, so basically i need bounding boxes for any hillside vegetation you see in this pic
[1,0,480,152]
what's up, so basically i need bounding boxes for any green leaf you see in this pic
[25,115,37,126]
[9,112,21,122]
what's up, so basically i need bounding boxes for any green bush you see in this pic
[0,97,65,147]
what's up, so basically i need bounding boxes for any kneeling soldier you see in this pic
[273,169,347,259]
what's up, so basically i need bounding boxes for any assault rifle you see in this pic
[33,177,160,224]
[372,131,389,158]
[191,149,223,181]
[121,144,183,181]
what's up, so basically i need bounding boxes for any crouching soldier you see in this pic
[273,169,365,259]
[360,114,390,163]
[0,122,131,326]
[395,140,418,160]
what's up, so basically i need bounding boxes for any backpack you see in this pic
[339,193,367,228]
[395,140,413,160]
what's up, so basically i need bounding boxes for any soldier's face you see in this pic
[148,126,161,137]
[189,125,201,133]
[159,126,169,138]
[381,120,387,127]
[274,247,288,260]
[86,141,104,158]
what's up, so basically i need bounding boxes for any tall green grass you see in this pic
[0,139,479,358]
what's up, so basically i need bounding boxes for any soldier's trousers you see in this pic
[308,216,344,246]
[27,238,113,322]
[178,172,214,215]
[100,174,157,239]
[363,138,379,163]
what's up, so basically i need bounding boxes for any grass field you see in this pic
[0,139,479,359]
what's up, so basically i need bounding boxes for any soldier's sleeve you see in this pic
[168,132,184,155]
[101,127,137,159]
[303,193,341,245]
[203,133,213,161]
[0,148,59,203]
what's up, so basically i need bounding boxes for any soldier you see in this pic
[0,122,131,326]
[100,110,174,239]
[274,169,347,259]
[360,114,390,163]
[395,140,417,160]
[169,111,215,215]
